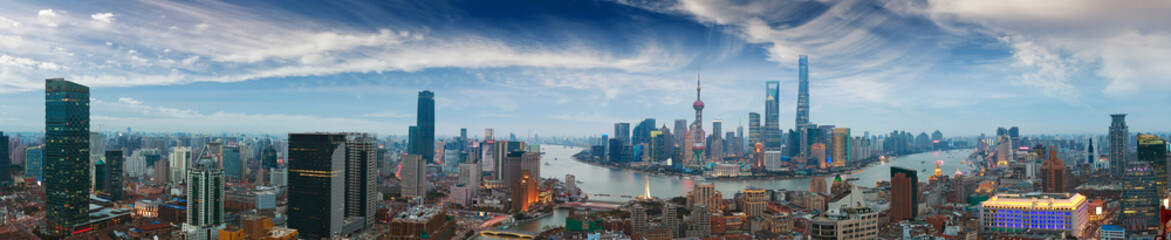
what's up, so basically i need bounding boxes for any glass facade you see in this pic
[288,133,346,239]
[44,78,90,231]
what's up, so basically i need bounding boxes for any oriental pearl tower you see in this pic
[689,68,706,166]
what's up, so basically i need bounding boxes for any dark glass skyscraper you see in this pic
[97,150,124,201]
[1109,114,1129,177]
[615,122,631,144]
[288,133,346,239]
[414,91,435,163]
[44,78,90,232]
[187,154,224,228]
[0,132,9,186]
[748,112,761,146]
[262,144,278,171]
[765,81,781,151]
[345,133,377,229]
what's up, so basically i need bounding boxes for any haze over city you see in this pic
[1,0,1169,136]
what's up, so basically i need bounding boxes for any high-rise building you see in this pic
[410,91,435,163]
[794,55,810,128]
[400,154,426,199]
[831,128,850,167]
[979,193,1088,238]
[262,144,278,171]
[810,176,827,194]
[223,144,242,180]
[687,184,721,212]
[765,81,781,151]
[25,145,43,179]
[0,132,8,186]
[287,133,346,239]
[674,119,687,146]
[632,119,656,146]
[631,204,647,235]
[663,204,680,238]
[890,167,918,222]
[1041,146,1065,193]
[809,206,878,240]
[187,156,224,228]
[1137,134,1167,187]
[743,188,767,218]
[688,71,706,166]
[615,122,631,144]
[458,163,481,192]
[1109,114,1128,177]
[154,158,170,184]
[1121,161,1159,232]
[686,204,711,238]
[44,78,91,233]
[88,132,104,191]
[96,150,124,201]
[170,146,192,184]
[708,119,724,161]
[511,170,538,212]
[345,133,377,229]
[748,112,761,147]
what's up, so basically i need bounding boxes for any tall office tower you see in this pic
[615,122,631,144]
[287,133,346,239]
[97,150,124,201]
[1040,147,1065,193]
[415,91,435,163]
[890,167,918,222]
[44,78,90,233]
[345,133,377,229]
[663,204,680,238]
[632,118,655,145]
[1138,134,1168,184]
[631,204,647,235]
[687,184,721,212]
[1109,114,1129,177]
[686,204,711,238]
[688,71,706,165]
[743,188,767,218]
[501,151,538,188]
[0,132,8,186]
[1087,138,1096,165]
[154,159,170,184]
[170,146,192,184]
[187,156,224,228]
[809,175,827,194]
[484,128,494,141]
[1121,161,1158,232]
[794,55,810,127]
[261,145,277,171]
[222,144,242,181]
[765,81,782,150]
[735,126,744,157]
[709,119,724,161]
[674,119,687,145]
[511,170,538,212]
[460,128,467,145]
[831,128,850,167]
[88,132,104,190]
[25,145,43,179]
[400,154,426,199]
[458,163,481,191]
[1008,126,1020,147]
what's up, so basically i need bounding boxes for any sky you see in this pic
[0,0,1169,138]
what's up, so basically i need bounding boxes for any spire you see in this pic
[696,64,702,101]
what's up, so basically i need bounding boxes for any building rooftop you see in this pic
[982,192,1086,210]
[393,206,442,222]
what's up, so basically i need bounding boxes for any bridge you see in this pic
[480,230,535,239]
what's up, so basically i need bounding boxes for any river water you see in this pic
[480,145,974,237]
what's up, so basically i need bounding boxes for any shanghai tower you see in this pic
[795,55,809,127]
[45,78,91,233]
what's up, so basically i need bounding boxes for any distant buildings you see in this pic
[410,91,435,162]
[95,150,124,201]
[1040,146,1065,193]
[809,206,878,239]
[44,78,91,233]
[1109,114,1128,177]
[979,193,1088,238]
[765,81,781,151]
[387,206,455,240]
[890,167,918,222]
[400,154,426,199]
[24,145,42,179]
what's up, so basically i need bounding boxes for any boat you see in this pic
[846,177,860,181]
[921,161,926,164]
[544,162,551,166]
[576,180,583,184]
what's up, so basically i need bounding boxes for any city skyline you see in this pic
[2,0,1171,137]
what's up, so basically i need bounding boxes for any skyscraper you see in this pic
[1121,161,1158,232]
[0,132,8,186]
[765,81,781,150]
[170,146,192,184]
[1109,114,1129,177]
[223,144,242,180]
[614,122,631,144]
[890,167,918,222]
[400,154,426,199]
[1040,147,1065,193]
[97,150,124,201]
[415,91,435,163]
[1137,134,1167,187]
[688,69,706,165]
[44,78,91,233]
[262,144,278,171]
[831,128,850,167]
[187,155,224,228]
[287,133,346,239]
[345,133,377,229]
[631,204,647,235]
[511,170,538,212]
[795,55,810,127]
[25,145,43,179]
[748,113,761,147]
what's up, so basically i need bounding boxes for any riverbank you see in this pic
[571,150,897,181]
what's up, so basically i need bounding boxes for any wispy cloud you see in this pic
[92,97,391,134]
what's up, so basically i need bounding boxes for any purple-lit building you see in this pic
[979,193,1088,238]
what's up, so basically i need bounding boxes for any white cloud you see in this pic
[91,12,115,23]
[37,9,62,27]
[37,9,58,18]
[92,98,392,134]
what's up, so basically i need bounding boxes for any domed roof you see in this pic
[693,100,705,110]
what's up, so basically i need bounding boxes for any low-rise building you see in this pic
[978,192,1088,238]
[809,206,878,240]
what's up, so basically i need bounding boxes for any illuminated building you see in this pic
[511,170,538,212]
[1119,134,1167,232]
[688,70,706,165]
[1109,114,1128,177]
[890,167,918,222]
[831,128,849,167]
[742,188,767,218]
[387,205,455,240]
[811,143,826,169]
[44,78,91,233]
[1040,147,1065,193]
[287,133,345,239]
[979,193,1088,238]
[711,163,740,177]
[809,206,878,240]
[687,184,722,212]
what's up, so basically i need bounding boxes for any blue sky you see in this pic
[0,0,1169,137]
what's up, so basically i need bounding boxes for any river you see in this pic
[479,145,974,237]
